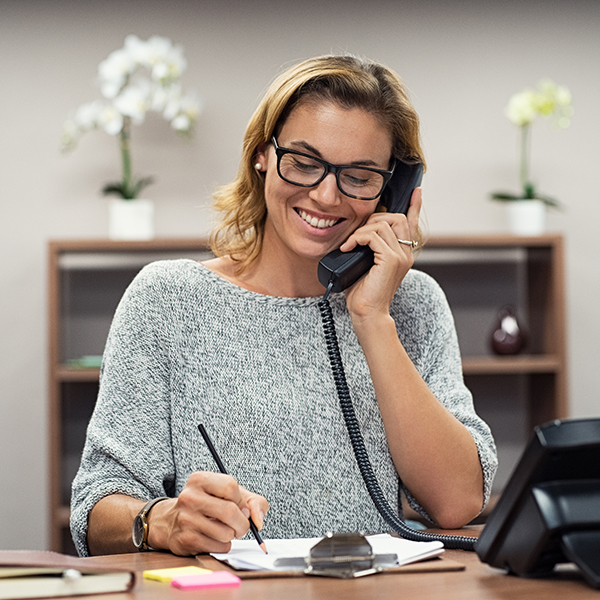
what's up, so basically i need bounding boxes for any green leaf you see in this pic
[490,190,563,210]
[132,176,155,198]
[102,176,155,200]
[490,191,524,201]
[102,182,128,199]
[535,194,562,209]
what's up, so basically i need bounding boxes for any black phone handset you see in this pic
[317,161,423,293]
[316,161,477,551]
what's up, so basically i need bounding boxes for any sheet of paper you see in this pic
[211,533,443,571]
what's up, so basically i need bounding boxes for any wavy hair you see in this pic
[210,54,425,269]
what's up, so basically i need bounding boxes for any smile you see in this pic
[297,209,340,229]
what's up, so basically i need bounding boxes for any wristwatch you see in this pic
[132,497,169,551]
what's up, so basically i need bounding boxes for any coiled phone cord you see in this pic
[318,291,477,551]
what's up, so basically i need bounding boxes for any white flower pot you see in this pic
[506,199,546,236]
[108,198,155,240]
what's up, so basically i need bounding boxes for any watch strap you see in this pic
[133,496,169,551]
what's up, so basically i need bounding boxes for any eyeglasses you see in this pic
[271,137,395,201]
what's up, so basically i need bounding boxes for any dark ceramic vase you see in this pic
[491,306,527,355]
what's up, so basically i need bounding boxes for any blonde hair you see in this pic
[210,54,425,269]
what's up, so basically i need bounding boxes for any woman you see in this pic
[71,54,497,557]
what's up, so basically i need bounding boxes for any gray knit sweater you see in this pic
[70,259,497,557]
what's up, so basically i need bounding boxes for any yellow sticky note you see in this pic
[143,566,212,582]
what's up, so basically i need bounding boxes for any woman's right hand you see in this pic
[147,471,269,556]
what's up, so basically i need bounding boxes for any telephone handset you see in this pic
[317,161,424,293]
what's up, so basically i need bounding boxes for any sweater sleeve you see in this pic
[393,270,498,523]
[70,263,176,557]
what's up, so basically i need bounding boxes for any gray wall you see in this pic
[1,0,599,550]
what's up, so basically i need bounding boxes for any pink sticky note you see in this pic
[171,570,241,590]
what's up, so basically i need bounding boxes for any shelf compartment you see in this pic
[48,239,212,553]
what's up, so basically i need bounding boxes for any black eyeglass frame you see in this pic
[271,136,395,201]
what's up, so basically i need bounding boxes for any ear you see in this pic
[254,142,270,171]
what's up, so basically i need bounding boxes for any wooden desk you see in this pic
[78,530,598,600]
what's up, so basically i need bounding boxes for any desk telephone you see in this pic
[316,160,476,551]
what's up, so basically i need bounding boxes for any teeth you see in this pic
[299,210,338,229]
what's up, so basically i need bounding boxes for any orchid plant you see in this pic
[61,35,200,199]
[491,79,573,207]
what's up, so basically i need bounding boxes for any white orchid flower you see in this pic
[145,36,174,65]
[60,119,81,151]
[179,93,201,120]
[123,34,148,66]
[505,90,537,126]
[505,79,573,128]
[163,92,182,121]
[152,58,187,85]
[150,86,169,112]
[114,83,151,125]
[171,114,191,131]
[555,85,572,107]
[151,61,169,82]
[74,100,105,130]
[99,105,124,135]
[98,48,136,98]
[150,82,179,111]
[168,93,201,132]
[100,78,124,101]
[533,79,574,129]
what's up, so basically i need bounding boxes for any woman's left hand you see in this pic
[340,187,422,320]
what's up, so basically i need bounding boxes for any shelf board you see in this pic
[54,356,559,383]
[462,355,560,375]
[56,506,70,527]
[59,250,212,271]
[425,233,563,248]
[56,367,100,382]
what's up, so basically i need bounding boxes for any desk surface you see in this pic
[77,529,598,600]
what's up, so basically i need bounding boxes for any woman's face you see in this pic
[256,100,393,264]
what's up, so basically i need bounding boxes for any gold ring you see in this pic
[398,239,418,249]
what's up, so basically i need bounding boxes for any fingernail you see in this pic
[242,507,250,518]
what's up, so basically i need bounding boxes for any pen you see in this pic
[197,423,268,554]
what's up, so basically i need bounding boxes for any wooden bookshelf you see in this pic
[48,235,567,551]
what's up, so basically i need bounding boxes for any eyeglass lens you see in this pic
[278,152,386,200]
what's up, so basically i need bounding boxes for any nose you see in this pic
[309,172,342,206]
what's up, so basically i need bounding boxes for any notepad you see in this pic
[211,533,443,572]
[143,566,212,582]
[171,571,241,589]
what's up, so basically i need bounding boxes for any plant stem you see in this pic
[120,117,132,199]
[519,123,532,197]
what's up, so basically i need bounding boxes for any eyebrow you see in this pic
[286,139,383,168]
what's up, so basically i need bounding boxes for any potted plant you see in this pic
[491,79,573,235]
[61,34,200,240]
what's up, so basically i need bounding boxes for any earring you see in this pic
[254,163,262,171]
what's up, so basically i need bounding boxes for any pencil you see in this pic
[197,423,268,554]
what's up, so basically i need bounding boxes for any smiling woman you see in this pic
[70,54,497,558]
[247,101,392,292]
